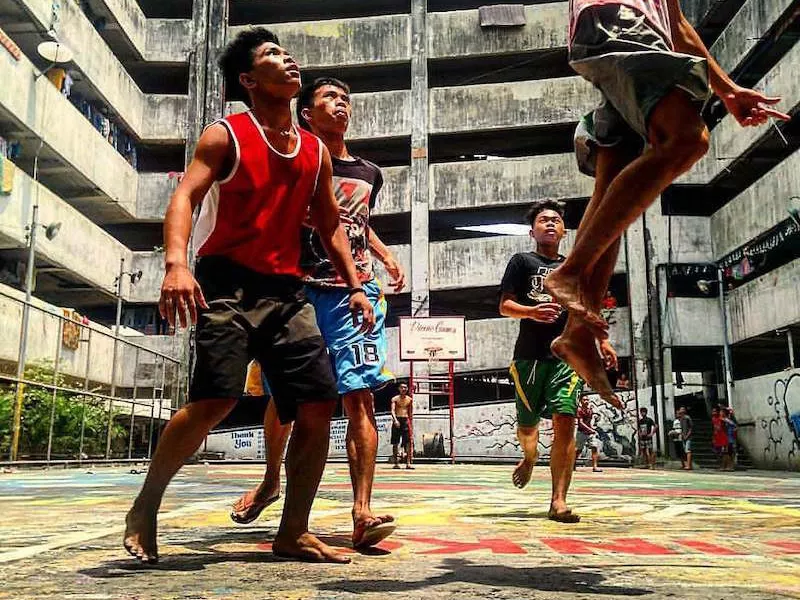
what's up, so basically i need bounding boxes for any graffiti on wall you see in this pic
[453,391,638,460]
[759,372,800,465]
[206,393,639,461]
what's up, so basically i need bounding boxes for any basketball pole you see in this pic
[448,359,455,464]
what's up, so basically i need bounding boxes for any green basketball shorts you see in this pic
[509,359,584,427]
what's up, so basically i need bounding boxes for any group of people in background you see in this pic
[640,404,738,471]
[712,405,738,471]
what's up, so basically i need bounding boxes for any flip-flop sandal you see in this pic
[548,509,581,523]
[230,494,280,524]
[352,520,397,549]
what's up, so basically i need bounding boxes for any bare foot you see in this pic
[551,325,622,410]
[123,505,158,564]
[273,531,351,563]
[352,513,396,548]
[230,485,281,524]
[512,458,534,489]
[548,501,581,523]
[545,268,609,338]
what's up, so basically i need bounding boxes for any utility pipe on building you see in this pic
[717,267,735,406]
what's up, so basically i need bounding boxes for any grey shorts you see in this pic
[576,430,600,452]
[570,4,711,176]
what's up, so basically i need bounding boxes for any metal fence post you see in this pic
[147,356,159,459]
[78,328,92,462]
[45,319,64,464]
[128,347,140,460]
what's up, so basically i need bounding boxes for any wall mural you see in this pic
[206,392,640,462]
[450,391,638,461]
[759,372,800,465]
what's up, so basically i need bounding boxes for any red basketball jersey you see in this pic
[193,111,323,277]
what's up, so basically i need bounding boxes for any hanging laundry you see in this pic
[62,72,74,97]
[0,157,15,195]
[47,67,67,91]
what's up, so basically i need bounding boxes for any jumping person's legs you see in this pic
[124,398,237,563]
[546,89,709,327]
[551,146,635,405]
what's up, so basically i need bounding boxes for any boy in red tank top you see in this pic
[544,0,790,401]
[123,28,372,565]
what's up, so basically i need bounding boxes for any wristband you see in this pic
[348,287,365,296]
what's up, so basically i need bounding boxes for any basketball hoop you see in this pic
[424,346,443,366]
[398,317,466,465]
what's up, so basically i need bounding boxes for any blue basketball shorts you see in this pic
[304,279,395,395]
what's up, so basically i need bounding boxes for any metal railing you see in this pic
[0,289,186,464]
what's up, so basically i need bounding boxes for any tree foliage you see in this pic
[0,362,126,459]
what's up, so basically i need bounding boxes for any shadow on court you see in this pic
[318,558,652,596]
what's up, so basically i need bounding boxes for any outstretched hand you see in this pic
[722,87,790,127]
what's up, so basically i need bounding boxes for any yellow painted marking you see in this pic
[509,362,532,413]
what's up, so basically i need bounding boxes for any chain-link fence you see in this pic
[0,289,185,464]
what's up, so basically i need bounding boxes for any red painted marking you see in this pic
[541,537,676,555]
[407,536,526,555]
[256,540,404,554]
[578,488,772,498]
[322,483,487,492]
[766,541,800,554]
[676,539,742,555]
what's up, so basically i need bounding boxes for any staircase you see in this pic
[688,413,754,470]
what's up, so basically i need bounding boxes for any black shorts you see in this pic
[190,256,338,423]
[391,417,410,446]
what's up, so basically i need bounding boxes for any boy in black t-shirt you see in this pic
[638,407,657,469]
[500,200,619,522]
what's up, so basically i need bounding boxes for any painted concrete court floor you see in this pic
[1,463,799,599]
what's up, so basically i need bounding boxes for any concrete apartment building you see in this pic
[0,0,797,468]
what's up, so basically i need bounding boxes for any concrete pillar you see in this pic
[186,0,228,163]
[409,0,430,416]
[626,209,669,451]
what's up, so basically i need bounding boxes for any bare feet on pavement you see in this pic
[273,532,351,563]
[548,500,581,523]
[123,505,159,564]
[230,483,281,524]
[352,512,396,548]
[512,458,534,489]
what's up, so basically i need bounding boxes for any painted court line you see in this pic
[0,499,232,564]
